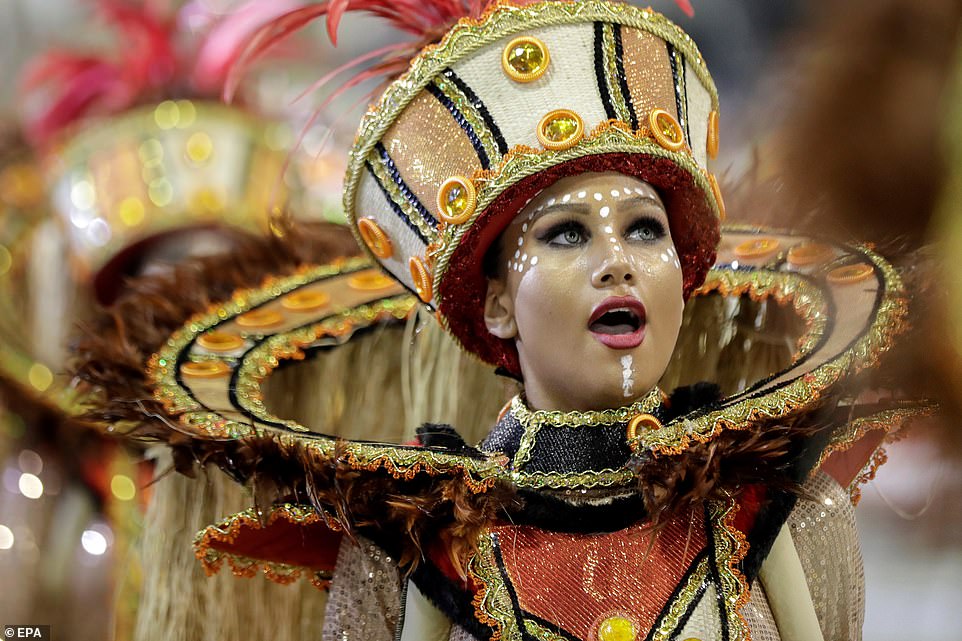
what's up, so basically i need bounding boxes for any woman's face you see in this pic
[484,172,684,412]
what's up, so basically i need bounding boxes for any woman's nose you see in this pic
[591,244,636,287]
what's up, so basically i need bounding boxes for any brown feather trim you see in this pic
[632,414,829,528]
[70,219,360,456]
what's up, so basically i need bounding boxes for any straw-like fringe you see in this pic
[402,307,516,446]
[131,453,328,641]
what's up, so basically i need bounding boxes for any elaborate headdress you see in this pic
[230,0,720,375]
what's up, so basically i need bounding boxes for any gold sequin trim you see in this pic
[599,23,634,125]
[814,403,937,503]
[511,387,663,474]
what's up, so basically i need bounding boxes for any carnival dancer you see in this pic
[76,2,929,640]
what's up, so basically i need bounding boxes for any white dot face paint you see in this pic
[621,355,635,398]
[488,172,684,412]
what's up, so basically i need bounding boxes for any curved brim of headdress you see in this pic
[176,225,930,587]
[438,141,720,374]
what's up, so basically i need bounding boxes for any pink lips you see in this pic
[588,296,647,349]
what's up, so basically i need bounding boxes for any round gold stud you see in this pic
[537,109,584,151]
[597,616,636,641]
[409,257,433,303]
[707,172,726,222]
[281,290,330,312]
[734,237,781,260]
[648,109,686,152]
[437,176,477,225]
[707,110,720,160]
[180,360,231,378]
[197,331,245,353]
[827,263,873,285]
[236,308,284,329]
[502,35,550,83]
[626,413,663,443]
[348,271,396,291]
[787,242,834,267]
[357,217,394,259]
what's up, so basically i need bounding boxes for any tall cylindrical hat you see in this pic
[341,1,723,374]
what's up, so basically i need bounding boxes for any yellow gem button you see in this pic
[437,176,477,225]
[546,117,577,141]
[180,360,231,378]
[787,242,833,267]
[236,309,284,329]
[537,109,584,151]
[281,290,330,312]
[502,36,550,82]
[598,616,636,641]
[734,237,780,260]
[197,331,245,352]
[827,263,873,285]
[358,217,394,259]
[348,271,396,291]
[648,108,686,152]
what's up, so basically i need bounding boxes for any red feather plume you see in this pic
[224,0,696,104]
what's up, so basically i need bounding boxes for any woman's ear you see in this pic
[484,278,517,339]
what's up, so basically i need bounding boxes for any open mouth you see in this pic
[588,297,647,349]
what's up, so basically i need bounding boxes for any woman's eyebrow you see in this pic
[623,194,669,220]
[530,202,591,220]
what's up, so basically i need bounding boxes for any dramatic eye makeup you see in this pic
[537,219,590,247]
[625,216,666,242]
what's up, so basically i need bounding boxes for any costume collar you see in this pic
[481,387,666,491]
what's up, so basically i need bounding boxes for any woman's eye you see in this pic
[627,217,665,242]
[540,222,589,247]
